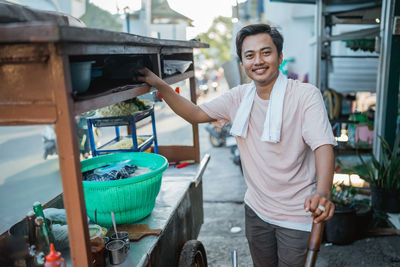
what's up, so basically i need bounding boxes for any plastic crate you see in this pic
[86,107,158,156]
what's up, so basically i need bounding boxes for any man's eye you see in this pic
[245,54,253,58]
[263,51,271,55]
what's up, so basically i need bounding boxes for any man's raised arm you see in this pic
[137,68,214,124]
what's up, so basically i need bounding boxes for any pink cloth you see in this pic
[200,79,337,230]
[355,125,374,146]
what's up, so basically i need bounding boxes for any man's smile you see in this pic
[252,66,268,74]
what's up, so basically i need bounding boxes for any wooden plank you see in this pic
[58,43,160,56]
[74,84,150,115]
[0,23,209,49]
[0,23,61,43]
[164,71,194,85]
[188,54,200,163]
[43,193,64,209]
[49,46,92,266]
[158,145,197,162]
[59,26,209,48]
[0,44,55,104]
[0,104,57,125]
[151,54,162,77]
[161,47,193,54]
[0,43,49,63]
[162,53,193,61]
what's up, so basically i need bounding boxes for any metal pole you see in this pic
[125,13,130,33]
[315,0,324,89]
[323,25,332,92]
[232,250,238,267]
[236,0,240,19]
[374,0,396,158]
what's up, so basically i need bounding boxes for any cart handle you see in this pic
[304,222,324,267]
[194,154,210,187]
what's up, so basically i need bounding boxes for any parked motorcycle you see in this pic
[205,121,243,174]
[199,81,209,95]
[42,113,98,160]
[42,126,57,160]
[205,122,233,147]
[231,144,242,175]
[211,80,218,92]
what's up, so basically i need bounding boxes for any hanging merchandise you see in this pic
[343,39,375,52]
[323,88,343,120]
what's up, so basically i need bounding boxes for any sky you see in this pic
[89,0,236,38]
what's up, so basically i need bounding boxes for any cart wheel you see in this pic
[178,240,207,267]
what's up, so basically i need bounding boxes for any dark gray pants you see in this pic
[245,205,310,267]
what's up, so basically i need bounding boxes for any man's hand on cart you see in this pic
[135,67,164,88]
[304,193,335,223]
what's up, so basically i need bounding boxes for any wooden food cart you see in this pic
[0,22,209,266]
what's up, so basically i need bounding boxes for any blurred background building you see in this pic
[124,0,193,40]
[6,0,86,18]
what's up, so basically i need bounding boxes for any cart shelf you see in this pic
[97,135,154,153]
[73,71,194,116]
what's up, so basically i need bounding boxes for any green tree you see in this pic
[80,2,122,32]
[196,16,233,65]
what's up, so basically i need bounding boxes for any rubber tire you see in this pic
[178,240,207,267]
[209,134,224,147]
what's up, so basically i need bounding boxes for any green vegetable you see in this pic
[96,98,151,117]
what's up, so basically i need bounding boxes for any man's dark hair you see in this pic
[236,24,284,61]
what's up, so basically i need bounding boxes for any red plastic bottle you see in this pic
[44,243,66,267]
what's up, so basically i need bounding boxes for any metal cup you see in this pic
[110,231,130,252]
[105,239,127,265]
[102,236,110,245]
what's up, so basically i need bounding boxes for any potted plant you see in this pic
[325,183,357,245]
[339,132,400,213]
[358,134,400,213]
[325,183,373,244]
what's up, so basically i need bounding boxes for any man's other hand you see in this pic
[304,193,335,223]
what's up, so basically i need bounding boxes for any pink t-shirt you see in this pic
[200,79,337,231]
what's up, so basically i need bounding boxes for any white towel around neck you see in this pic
[230,71,288,143]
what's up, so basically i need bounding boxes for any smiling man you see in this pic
[137,24,337,267]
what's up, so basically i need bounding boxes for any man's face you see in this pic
[240,33,283,86]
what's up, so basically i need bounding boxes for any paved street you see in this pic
[0,126,62,233]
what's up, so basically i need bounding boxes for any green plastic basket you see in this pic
[81,152,168,227]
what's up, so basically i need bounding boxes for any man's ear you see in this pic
[279,53,283,65]
[240,61,243,68]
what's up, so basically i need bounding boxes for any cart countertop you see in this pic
[0,22,209,49]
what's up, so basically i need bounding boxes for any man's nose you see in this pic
[254,53,264,64]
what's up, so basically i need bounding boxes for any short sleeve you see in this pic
[302,88,337,150]
[199,86,242,122]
